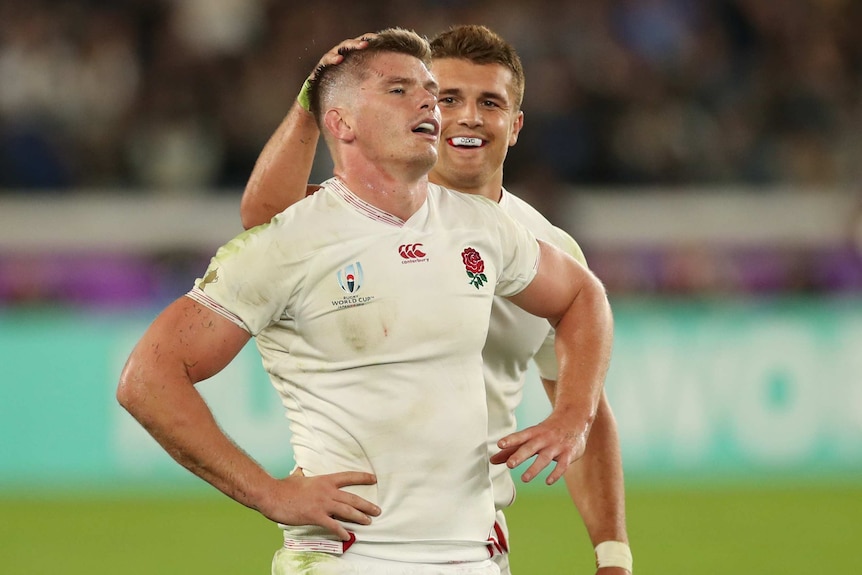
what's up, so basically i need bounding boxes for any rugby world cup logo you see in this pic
[337,262,363,294]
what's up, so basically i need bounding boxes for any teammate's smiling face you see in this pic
[430,58,524,199]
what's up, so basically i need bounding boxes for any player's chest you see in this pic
[288,230,503,334]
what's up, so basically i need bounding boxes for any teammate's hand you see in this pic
[491,411,589,485]
[256,469,380,541]
[310,33,377,79]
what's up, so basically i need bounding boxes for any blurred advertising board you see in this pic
[2,296,860,492]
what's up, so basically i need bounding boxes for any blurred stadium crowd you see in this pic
[1,0,861,192]
[2,0,862,304]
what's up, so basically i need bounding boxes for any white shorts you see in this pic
[272,548,501,575]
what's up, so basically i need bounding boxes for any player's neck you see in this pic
[335,165,429,221]
[429,173,503,203]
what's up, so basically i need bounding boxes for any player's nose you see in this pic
[457,101,482,127]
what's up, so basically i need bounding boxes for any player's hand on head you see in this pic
[312,33,376,77]
[258,469,380,541]
[491,412,589,485]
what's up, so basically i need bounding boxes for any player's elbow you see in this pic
[116,377,137,415]
[239,186,275,229]
[116,358,150,416]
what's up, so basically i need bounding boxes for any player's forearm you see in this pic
[240,100,320,229]
[118,359,275,513]
[551,278,614,430]
[563,394,628,545]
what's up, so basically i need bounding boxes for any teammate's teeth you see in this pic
[450,137,483,147]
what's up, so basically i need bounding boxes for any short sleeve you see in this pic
[186,226,292,336]
[493,207,541,298]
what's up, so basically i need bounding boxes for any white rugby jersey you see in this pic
[484,189,587,511]
[188,178,540,563]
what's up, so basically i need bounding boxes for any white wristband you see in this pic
[595,541,633,572]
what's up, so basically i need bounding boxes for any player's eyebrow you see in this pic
[385,76,414,85]
[440,86,507,103]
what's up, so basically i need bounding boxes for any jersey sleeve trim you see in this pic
[186,288,251,333]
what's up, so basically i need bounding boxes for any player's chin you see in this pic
[407,149,437,172]
[442,152,487,174]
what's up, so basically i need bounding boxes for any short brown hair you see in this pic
[430,25,525,110]
[308,28,432,123]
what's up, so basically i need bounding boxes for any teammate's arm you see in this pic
[500,240,613,485]
[543,227,629,540]
[240,99,319,229]
[543,380,630,574]
[116,295,380,540]
[531,227,630,572]
[240,35,373,229]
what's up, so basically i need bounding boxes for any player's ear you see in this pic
[324,108,355,143]
[508,110,524,147]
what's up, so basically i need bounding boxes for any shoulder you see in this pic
[500,189,555,234]
[220,184,343,270]
[500,189,588,267]
[550,225,588,267]
[429,183,505,218]
[268,180,341,229]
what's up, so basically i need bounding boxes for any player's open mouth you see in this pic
[412,121,439,136]
[447,137,486,148]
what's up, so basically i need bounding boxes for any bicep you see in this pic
[126,295,251,386]
[506,240,593,323]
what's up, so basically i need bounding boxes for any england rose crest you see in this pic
[462,247,487,289]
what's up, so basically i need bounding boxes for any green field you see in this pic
[3,483,860,574]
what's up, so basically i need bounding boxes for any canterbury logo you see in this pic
[399,243,427,259]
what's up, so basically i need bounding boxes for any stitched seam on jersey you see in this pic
[185,289,249,332]
[330,178,405,227]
